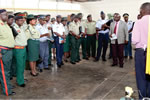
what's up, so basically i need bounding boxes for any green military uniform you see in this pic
[79,20,88,59]
[26,24,40,61]
[0,20,15,95]
[13,23,28,86]
[86,20,96,57]
[69,21,80,63]
[64,25,69,52]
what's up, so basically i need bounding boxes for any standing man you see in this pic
[69,15,80,64]
[95,11,109,62]
[123,13,134,59]
[36,15,50,72]
[132,2,150,99]
[52,15,65,68]
[0,9,16,96]
[45,14,53,66]
[13,16,28,87]
[86,14,96,59]
[78,13,88,60]
[109,13,128,68]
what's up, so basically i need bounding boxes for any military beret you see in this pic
[123,13,129,17]
[15,16,23,20]
[100,11,105,15]
[27,14,35,19]
[38,15,45,19]
[8,15,14,19]
[0,9,6,14]
[51,18,56,22]
[74,15,79,19]
[61,17,67,21]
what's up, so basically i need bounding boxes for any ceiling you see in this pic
[64,0,102,2]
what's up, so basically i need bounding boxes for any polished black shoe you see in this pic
[57,64,61,68]
[130,56,133,59]
[71,62,76,64]
[19,84,26,87]
[75,60,79,63]
[9,92,16,96]
[64,59,68,62]
[111,64,118,67]
[102,58,107,61]
[61,62,64,65]
[44,67,50,70]
[39,69,43,72]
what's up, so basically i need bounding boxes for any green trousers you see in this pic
[14,48,26,85]
[80,37,87,59]
[0,49,13,95]
[70,36,81,62]
[10,49,16,78]
[48,41,52,65]
[87,35,96,57]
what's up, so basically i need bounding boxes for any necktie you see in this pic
[146,17,150,75]
[114,22,118,34]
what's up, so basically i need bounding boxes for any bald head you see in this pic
[140,2,150,17]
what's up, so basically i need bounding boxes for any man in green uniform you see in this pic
[13,16,28,87]
[86,15,96,59]
[77,13,88,60]
[69,15,80,64]
[0,9,16,96]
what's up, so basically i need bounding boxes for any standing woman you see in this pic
[62,17,69,62]
[26,14,40,76]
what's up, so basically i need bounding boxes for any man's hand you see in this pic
[125,40,128,45]
[76,35,80,39]
[0,53,2,59]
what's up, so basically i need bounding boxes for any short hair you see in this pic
[46,14,51,17]
[140,2,150,10]
[87,14,92,18]
[70,14,75,18]
[8,15,14,19]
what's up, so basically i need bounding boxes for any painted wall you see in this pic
[80,0,150,21]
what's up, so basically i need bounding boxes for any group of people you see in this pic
[0,2,150,99]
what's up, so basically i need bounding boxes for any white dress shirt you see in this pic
[52,22,65,37]
[96,19,109,34]
[36,23,49,42]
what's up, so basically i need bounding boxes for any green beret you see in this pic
[27,14,35,19]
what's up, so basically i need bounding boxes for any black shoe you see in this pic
[48,64,53,66]
[61,62,64,65]
[130,56,133,59]
[75,60,79,63]
[39,69,43,72]
[9,92,16,96]
[124,56,128,59]
[30,72,38,77]
[120,65,124,68]
[108,56,112,59]
[111,64,118,67]
[44,67,50,70]
[71,62,76,64]
[64,59,68,62]
[19,84,26,87]
[102,58,107,61]
[10,77,13,80]
[57,64,61,68]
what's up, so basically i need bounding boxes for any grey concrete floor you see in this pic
[0,55,138,99]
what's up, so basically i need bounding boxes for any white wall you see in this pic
[80,0,150,21]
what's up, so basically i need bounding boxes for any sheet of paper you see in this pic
[110,33,117,40]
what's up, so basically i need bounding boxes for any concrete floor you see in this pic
[0,55,138,99]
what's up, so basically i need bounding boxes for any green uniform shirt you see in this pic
[69,21,80,35]
[0,20,15,48]
[86,20,96,35]
[79,20,87,33]
[26,24,40,39]
[13,23,27,46]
